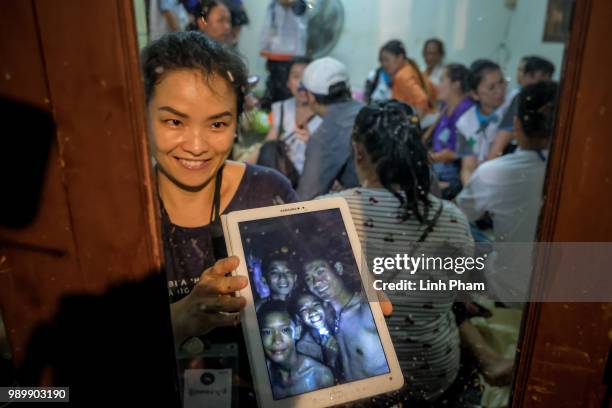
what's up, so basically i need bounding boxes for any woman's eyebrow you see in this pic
[207,111,233,120]
[158,106,189,118]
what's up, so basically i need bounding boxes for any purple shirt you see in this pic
[432,97,474,153]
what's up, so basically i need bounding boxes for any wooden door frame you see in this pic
[512,0,612,406]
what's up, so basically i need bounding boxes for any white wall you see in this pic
[237,0,566,92]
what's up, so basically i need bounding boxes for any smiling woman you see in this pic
[141,31,298,406]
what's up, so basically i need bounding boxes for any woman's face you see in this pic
[286,63,307,102]
[423,42,442,69]
[148,69,237,190]
[202,4,231,44]
[379,50,404,77]
[473,69,507,112]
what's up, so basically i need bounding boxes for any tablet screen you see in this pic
[238,208,390,400]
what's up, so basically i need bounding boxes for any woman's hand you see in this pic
[170,256,248,345]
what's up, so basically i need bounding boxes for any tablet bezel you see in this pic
[222,197,404,408]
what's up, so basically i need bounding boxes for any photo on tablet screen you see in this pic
[238,208,390,400]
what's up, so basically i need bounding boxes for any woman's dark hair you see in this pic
[517,81,558,138]
[288,56,312,72]
[199,0,225,20]
[352,100,431,223]
[444,63,470,93]
[466,59,501,92]
[423,38,445,57]
[141,31,248,117]
[380,40,434,109]
[523,55,555,77]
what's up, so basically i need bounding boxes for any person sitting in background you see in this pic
[456,81,558,301]
[423,64,474,199]
[297,57,361,200]
[487,56,555,160]
[196,0,232,44]
[254,57,322,175]
[455,59,513,184]
[326,100,474,403]
[222,0,249,47]
[379,40,437,116]
[422,38,445,86]
[363,66,392,104]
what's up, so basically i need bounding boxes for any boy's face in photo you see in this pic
[261,311,298,365]
[265,260,296,297]
[296,294,327,329]
[303,260,344,301]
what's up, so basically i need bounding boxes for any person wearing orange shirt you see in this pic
[379,39,437,116]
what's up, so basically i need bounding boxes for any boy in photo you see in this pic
[303,259,389,381]
[257,301,335,399]
[289,292,341,375]
[256,254,298,309]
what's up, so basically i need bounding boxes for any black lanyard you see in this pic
[534,149,546,162]
[210,164,228,261]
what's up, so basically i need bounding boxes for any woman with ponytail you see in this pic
[379,40,437,116]
[322,100,474,403]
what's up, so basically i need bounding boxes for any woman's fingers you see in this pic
[198,275,248,294]
[198,295,246,313]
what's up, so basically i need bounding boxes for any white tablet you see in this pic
[221,197,403,407]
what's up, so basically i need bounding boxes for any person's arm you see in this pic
[460,155,478,186]
[487,129,513,161]
[455,166,488,222]
[297,128,339,200]
[159,0,181,32]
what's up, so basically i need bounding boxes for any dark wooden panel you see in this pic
[0,0,80,363]
[0,0,165,371]
[34,0,162,288]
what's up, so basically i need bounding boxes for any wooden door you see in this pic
[0,0,179,405]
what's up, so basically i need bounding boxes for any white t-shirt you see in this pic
[456,148,548,301]
[260,1,308,57]
[271,98,322,174]
[148,0,188,42]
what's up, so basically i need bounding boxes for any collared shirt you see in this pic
[297,100,362,200]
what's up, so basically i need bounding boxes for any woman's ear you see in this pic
[196,16,207,32]
[470,90,480,102]
[352,141,365,162]
[333,261,344,275]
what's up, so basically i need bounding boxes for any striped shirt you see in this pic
[325,188,474,401]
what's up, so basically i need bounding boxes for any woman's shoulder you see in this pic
[429,195,471,230]
[233,163,298,206]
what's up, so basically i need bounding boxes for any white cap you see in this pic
[302,57,350,96]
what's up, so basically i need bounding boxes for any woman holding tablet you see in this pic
[142,31,297,404]
[328,100,474,404]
